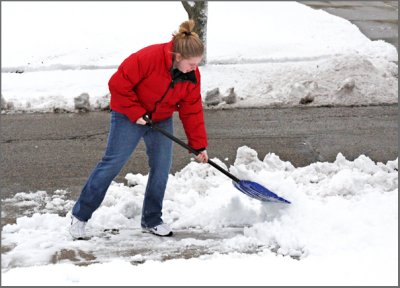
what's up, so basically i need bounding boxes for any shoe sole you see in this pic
[142,229,173,237]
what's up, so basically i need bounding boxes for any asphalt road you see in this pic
[1,105,398,200]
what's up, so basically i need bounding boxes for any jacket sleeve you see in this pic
[108,53,147,123]
[178,71,208,150]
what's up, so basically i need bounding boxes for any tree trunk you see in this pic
[181,1,208,65]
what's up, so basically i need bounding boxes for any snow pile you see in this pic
[1,70,114,113]
[2,147,397,285]
[1,2,397,113]
[203,54,398,108]
[2,190,74,219]
[207,2,397,63]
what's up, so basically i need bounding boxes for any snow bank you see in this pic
[202,54,398,108]
[2,53,397,113]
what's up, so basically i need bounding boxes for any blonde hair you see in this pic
[172,20,204,59]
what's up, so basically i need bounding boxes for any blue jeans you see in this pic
[72,111,173,228]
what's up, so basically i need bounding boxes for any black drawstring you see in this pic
[148,80,174,119]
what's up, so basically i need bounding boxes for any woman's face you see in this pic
[174,54,203,73]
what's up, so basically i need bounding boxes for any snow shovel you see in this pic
[143,116,291,204]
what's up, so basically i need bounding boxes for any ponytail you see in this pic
[172,20,204,59]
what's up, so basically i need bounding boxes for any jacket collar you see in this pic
[171,67,197,86]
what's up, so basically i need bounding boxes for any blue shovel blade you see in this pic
[233,180,291,204]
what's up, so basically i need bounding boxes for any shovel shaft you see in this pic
[144,116,240,183]
[206,159,241,183]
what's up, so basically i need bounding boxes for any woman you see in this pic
[70,20,208,239]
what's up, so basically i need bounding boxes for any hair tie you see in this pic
[183,31,192,36]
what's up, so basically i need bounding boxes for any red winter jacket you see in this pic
[109,41,208,150]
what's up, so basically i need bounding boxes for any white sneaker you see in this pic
[69,215,87,239]
[142,223,173,237]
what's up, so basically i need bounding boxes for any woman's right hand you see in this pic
[136,117,147,125]
[195,150,208,163]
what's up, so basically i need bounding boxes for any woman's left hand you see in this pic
[195,150,208,163]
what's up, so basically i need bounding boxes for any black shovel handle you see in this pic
[143,115,240,183]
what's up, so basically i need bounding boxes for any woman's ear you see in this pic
[175,53,182,62]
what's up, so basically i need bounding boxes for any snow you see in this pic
[2,148,398,285]
[1,1,398,285]
[2,253,397,286]
[1,2,397,112]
